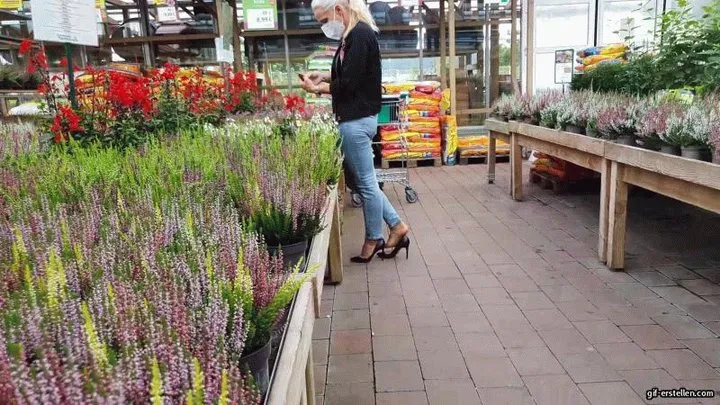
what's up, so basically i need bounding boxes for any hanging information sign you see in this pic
[30,0,99,47]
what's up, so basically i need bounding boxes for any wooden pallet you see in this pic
[381,157,441,169]
[530,168,600,194]
[458,155,510,165]
[530,169,567,193]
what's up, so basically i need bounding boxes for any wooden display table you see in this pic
[484,119,720,270]
[266,187,343,405]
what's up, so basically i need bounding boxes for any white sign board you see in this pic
[157,6,177,22]
[554,49,574,84]
[30,0,99,47]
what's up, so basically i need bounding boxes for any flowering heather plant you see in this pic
[510,94,532,120]
[530,89,564,124]
[0,186,316,402]
[636,102,685,147]
[0,123,44,161]
[596,103,636,139]
[539,100,562,128]
[492,94,514,119]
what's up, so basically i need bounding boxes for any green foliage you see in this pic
[572,0,720,96]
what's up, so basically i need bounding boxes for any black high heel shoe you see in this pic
[378,236,410,259]
[350,239,386,263]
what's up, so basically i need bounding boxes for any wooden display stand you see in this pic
[484,119,720,270]
[265,187,343,405]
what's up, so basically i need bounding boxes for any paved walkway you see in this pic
[314,162,720,405]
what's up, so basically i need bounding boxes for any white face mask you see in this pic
[321,9,345,40]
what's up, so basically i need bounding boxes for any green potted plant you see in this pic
[530,90,563,127]
[539,100,561,129]
[636,102,675,151]
[492,95,513,121]
[677,105,712,160]
[234,242,316,395]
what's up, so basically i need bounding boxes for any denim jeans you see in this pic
[339,115,401,240]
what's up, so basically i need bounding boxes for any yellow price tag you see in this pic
[0,0,22,10]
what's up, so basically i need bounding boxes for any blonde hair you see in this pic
[311,0,379,34]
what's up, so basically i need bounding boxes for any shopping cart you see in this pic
[349,96,419,206]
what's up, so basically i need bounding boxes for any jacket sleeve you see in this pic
[330,30,373,97]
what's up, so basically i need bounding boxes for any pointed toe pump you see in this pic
[350,239,386,264]
[377,236,410,260]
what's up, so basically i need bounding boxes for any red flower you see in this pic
[18,39,32,56]
[51,105,83,143]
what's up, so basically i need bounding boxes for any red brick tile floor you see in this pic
[314,162,720,405]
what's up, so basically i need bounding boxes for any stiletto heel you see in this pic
[350,239,386,263]
[378,236,410,259]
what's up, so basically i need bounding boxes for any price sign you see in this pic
[0,0,22,9]
[157,6,177,22]
[243,0,278,31]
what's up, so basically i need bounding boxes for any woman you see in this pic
[300,0,410,263]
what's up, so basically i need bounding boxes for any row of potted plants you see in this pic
[17,39,310,150]
[0,113,341,402]
[493,90,720,162]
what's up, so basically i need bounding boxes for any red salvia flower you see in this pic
[18,39,32,56]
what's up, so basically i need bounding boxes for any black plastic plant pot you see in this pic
[565,124,586,135]
[660,145,681,156]
[240,339,272,395]
[268,240,308,270]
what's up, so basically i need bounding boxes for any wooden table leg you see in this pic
[328,194,343,284]
[488,131,497,184]
[598,158,611,263]
[305,346,315,405]
[607,161,628,270]
[511,133,523,201]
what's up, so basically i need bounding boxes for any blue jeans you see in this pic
[339,115,401,240]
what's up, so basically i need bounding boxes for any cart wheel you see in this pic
[351,192,363,208]
[405,187,418,203]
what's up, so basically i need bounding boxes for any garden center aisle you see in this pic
[314,163,720,405]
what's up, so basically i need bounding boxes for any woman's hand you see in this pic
[300,76,318,93]
[304,71,330,84]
